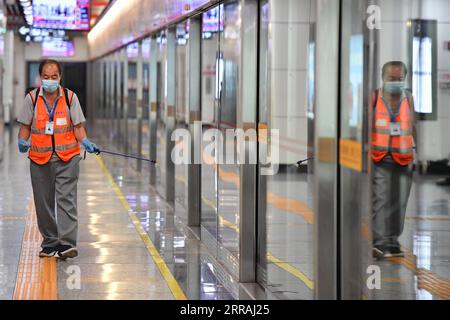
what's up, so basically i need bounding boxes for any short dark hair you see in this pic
[39,59,62,76]
[382,61,407,78]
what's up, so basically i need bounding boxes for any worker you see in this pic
[371,61,417,259]
[17,59,100,259]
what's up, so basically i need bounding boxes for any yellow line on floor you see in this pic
[13,198,57,300]
[267,253,314,290]
[200,194,314,290]
[96,155,187,300]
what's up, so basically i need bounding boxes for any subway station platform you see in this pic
[1,122,450,300]
[1,0,450,302]
[0,126,236,300]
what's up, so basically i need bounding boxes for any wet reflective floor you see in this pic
[0,125,234,300]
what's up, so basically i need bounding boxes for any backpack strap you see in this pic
[371,89,380,110]
[29,87,40,110]
[64,88,74,110]
[404,89,414,112]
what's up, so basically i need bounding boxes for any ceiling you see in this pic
[5,0,24,30]
[90,0,112,28]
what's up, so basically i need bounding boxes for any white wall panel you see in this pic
[268,0,310,164]
[271,23,309,71]
[271,0,310,23]
[271,70,307,117]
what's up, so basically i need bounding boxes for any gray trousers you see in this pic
[371,157,413,248]
[30,155,81,248]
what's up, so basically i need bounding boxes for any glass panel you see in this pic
[174,21,190,223]
[119,51,125,145]
[0,56,3,161]
[217,0,240,273]
[113,56,118,139]
[142,38,151,160]
[339,0,371,299]
[340,0,450,300]
[127,43,138,159]
[102,60,106,119]
[156,31,167,194]
[258,0,315,299]
[201,5,221,247]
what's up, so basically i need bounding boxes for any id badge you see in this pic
[45,121,54,135]
[390,123,401,136]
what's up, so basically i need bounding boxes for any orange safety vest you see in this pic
[29,88,80,165]
[371,89,414,166]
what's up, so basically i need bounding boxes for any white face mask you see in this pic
[42,79,60,93]
[383,81,405,94]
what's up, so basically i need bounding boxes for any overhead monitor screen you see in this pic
[42,39,75,57]
[33,0,90,31]
[127,42,139,59]
[202,5,224,33]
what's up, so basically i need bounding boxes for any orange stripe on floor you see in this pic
[388,251,450,299]
[267,192,315,224]
[13,198,57,300]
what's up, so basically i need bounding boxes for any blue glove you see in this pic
[18,138,30,153]
[81,138,100,154]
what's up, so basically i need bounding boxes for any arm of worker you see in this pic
[70,93,100,154]
[18,125,31,153]
[73,124,100,154]
[16,94,34,153]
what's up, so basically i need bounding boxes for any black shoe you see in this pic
[373,245,404,259]
[56,245,78,259]
[385,246,404,258]
[39,247,57,257]
[373,246,385,259]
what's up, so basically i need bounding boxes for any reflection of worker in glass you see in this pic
[371,61,416,259]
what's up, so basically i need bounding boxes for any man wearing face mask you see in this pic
[371,61,417,259]
[16,59,100,259]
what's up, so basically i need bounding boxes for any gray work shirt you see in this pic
[17,86,85,162]
[17,86,86,126]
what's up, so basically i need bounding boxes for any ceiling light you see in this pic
[19,26,30,35]
[30,29,41,36]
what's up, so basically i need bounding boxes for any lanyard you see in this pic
[42,96,60,122]
[382,94,404,123]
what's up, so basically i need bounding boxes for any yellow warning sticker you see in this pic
[339,139,363,172]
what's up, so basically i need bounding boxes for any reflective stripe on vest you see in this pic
[373,128,413,135]
[29,88,80,164]
[371,89,414,166]
[55,142,79,152]
[30,145,53,153]
[31,126,74,134]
